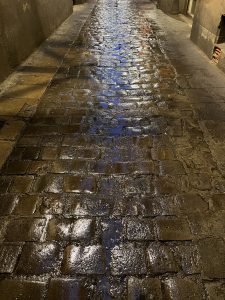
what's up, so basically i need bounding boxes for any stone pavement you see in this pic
[0,0,225,299]
[0,2,96,169]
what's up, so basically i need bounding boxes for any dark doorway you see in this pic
[0,120,5,130]
[217,15,225,44]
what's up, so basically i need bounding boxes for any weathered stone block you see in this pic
[17,242,60,275]
[163,277,204,300]
[128,277,162,300]
[0,244,22,273]
[0,279,46,300]
[63,176,97,193]
[126,218,155,241]
[199,238,225,279]
[147,243,179,274]
[47,278,80,300]
[62,245,105,275]
[4,218,46,242]
[156,217,193,241]
[110,244,147,275]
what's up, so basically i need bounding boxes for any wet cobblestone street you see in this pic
[1,0,225,299]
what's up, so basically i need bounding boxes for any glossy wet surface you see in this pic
[1,0,225,299]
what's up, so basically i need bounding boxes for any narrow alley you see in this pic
[0,0,225,299]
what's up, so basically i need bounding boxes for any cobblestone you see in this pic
[17,242,60,275]
[47,278,80,300]
[110,244,147,275]
[63,245,105,275]
[0,244,22,273]
[148,243,179,274]
[4,218,46,242]
[0,0,225,297]
[0,279,46,300]
[155,217,193,241]
[128,277,162,299]
[163,277,204,300]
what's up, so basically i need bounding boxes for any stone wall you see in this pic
[157,0,188,14]
[0,0,73,83]
[191,0,225,58]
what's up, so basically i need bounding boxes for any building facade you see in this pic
[158,0,225,73]
[0,0,73,83]
[191,0,225,72]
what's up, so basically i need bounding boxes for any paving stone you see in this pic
[63,176,97,193]
[142,196,179,216]
[148,243,179,274]
[0,279,46,300]
[17,242,60,275]
[156,217,193,241]
[22,147,40,160]
[60,148,77,160]
[41,147,59,160]
[102,219,124,250]
[211,194,225,211]
[62,245,105,275]
[51,161,71,174]
[199,238,225,279]
[28,161,51,175]
[39,195,64,215]
[71,218,93,240]
[9,147,24,161]
[125,218,155,241]
[41,136,62,146]
[33,175,63,193]
[3,161,30,175]
[0,218,9,241]
[0,120,25,141]
[0,244,22,273]
[4,218,46,242]
[159,161,186,175]
[96,276,127,299]
[175,193,208,214]
[0,176,12,193]
[154,177,182,195]
[53,160,88,174]
[128,277,162,300]
[47,278,81,300]
[18,136,41,147]
[189,173,212,190]
[174,243,201,275]
[163,277,204,300]
[47,218,71,241]
[76,148,101,159]
[70,160,89,173]
[0,195,16,215]
[3,84,46,99]
[205,282,225,300]
[65,195,110,217]
[110,244,147,275]
[12,195,39,215]
[136,136,153,148]
[113,196,142,217]
[188,211,225,237]
[10,176,34,193]
[133,161,157,174]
